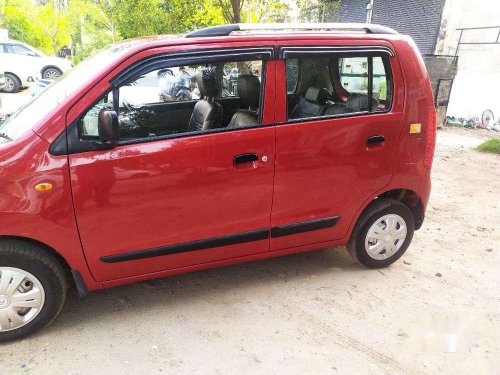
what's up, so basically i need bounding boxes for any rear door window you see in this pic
[285,52,393,120]
[338,57,369,112]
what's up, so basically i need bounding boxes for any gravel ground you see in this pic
[0,126,499,375]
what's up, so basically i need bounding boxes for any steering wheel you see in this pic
[122,100,134,112]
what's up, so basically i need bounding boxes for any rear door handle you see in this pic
[233,153,258,165]
[366,135,385,145]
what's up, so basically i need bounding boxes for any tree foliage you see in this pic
[0,0,298,61]
[297,0,340,22]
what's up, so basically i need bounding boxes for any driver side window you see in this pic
[78,59,264,142]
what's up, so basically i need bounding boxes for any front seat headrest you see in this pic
[304,87,330,104]
[197,67,220,98]
[237,75,260,109]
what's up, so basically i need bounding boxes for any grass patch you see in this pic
[476,138,500,154]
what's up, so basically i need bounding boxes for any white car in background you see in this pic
[0,40,72,93]
[0,68,5,113]
[0,69,5,92]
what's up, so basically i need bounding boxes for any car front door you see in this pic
[270,43,405,251]
[68,47,277,282]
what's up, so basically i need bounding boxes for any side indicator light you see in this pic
[410,123,422,134]
[35,183,53,192]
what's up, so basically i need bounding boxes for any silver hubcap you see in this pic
[365,214,407,260]
[0,267,45,332]
[5,77,14,91]
[45,70,60,80]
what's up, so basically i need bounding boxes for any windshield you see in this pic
[22,42,45,57]
[0,43,135,142]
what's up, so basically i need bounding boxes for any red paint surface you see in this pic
[0,33,434,291]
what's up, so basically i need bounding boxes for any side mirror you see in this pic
[97,109,120,146]
[27,51,37,57]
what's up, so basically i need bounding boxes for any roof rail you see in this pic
[186,23,399,38]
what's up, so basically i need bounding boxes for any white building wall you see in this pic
[435,0,500,120]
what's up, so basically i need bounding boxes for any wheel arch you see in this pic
[346,187,425,242]
[4,71,21,83]
[0,235,99,295]
[41,65,63,76]
[0,235,86,295]
[377,189,424,230]
[0,235,71,272]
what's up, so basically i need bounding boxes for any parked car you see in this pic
[0,67,5,110]
[0,59,41,94]
[0,40,72,90]
[0,23,436,342]
[0,69,5,92]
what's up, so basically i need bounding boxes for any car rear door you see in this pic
[67,45,277,282]
[270,41,405,251]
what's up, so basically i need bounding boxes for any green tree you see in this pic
[67,0,117,62]
[112,0,169,38]
[35,1,72,55]
[111,0,226,38]
[297,0,340,22]
[246,0,288,22]
[1,0,291,63]
[2,0,72,55]
[216,0,243,23]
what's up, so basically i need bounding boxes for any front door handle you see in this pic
[233,153,258,165]
[366,135,385,145]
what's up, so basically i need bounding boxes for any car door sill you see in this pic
[100,229,269,263]
[271,216,340,238]
[99,216,340,263]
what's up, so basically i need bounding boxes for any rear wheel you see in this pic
[3,73,21,93]
[347,198,415,268]
[42,68,62,80]
[0,240,67,342]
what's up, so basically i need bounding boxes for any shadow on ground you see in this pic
[45,246,361,333]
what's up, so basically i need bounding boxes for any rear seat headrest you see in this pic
[304,87,331,104]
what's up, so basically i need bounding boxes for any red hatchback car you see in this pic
[0,23,436,341]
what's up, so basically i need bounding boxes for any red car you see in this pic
[0,23,436,341]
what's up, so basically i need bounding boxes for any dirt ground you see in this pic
[0,127,499,375]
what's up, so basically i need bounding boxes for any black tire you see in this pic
[3,73,21,93]
[347,198,415,269]
[0,240,67,342]
[42,67,62,80]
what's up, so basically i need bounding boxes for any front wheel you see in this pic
[0,240,67,342]
[347,198,415,268]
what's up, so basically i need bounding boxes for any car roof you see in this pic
[106,23,403,58]
[186,23,398,37]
